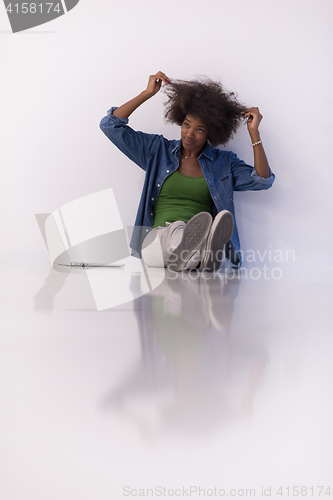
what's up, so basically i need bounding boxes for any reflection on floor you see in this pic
[101,271,266,438]
[1,262,332,499]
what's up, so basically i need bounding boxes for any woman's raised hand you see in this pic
[241,107,263,131]
[145,71,171,97]
[112,72,171,119]
[241,107,271,178]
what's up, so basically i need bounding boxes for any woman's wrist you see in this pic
[141,89,154,100]
[249,129,261,143]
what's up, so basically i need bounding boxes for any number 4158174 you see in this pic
[6,3,61,14]
[277,486,331,496]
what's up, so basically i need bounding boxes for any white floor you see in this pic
[1,258,332,500]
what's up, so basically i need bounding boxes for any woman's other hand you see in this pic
[242,107,270,178]
[145,71,171,97]
[242,107,263,131]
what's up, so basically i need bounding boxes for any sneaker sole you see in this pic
[202,210,234,272]
[168,212,212,272]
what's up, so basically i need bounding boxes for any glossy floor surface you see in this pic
[1,259,332,499]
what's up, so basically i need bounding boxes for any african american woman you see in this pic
[100,71,275,272]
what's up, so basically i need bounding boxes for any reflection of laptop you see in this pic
[36,189,130,269]
[59,262,124,268]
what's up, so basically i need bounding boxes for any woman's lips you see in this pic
[183,138,195,145]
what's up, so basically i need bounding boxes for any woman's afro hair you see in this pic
[163,77,247,147]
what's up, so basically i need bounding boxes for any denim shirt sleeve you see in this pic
[99,106,162,171]
[230,152,275,191]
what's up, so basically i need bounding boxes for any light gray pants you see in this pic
[142,221,202,269]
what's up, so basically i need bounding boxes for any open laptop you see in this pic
[36,189,129,270]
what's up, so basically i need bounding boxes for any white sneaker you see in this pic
[201,210,234,272]
[167,212,212,272]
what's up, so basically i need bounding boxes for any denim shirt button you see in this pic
[146,229,149,232]
[157,184,160,187]
[151,197,154,201]
[166,170,169,173]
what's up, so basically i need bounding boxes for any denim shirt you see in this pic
[100,107,275,266]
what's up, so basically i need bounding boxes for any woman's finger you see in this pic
[242,107,260,114]
[154,71,171,84]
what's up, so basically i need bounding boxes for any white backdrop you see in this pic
[1,0,332,272]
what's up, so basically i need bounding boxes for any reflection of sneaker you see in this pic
[167,212,212,272]
[201,210,234,272]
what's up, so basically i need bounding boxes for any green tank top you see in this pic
[153,170,213,228]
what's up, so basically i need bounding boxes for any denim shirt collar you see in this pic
[171,140,214,161]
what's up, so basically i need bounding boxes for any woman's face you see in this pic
[181,115,209,154]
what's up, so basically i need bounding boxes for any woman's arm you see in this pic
[100,72,171,171]
[242,107,271,179]
[113,71,171,119]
